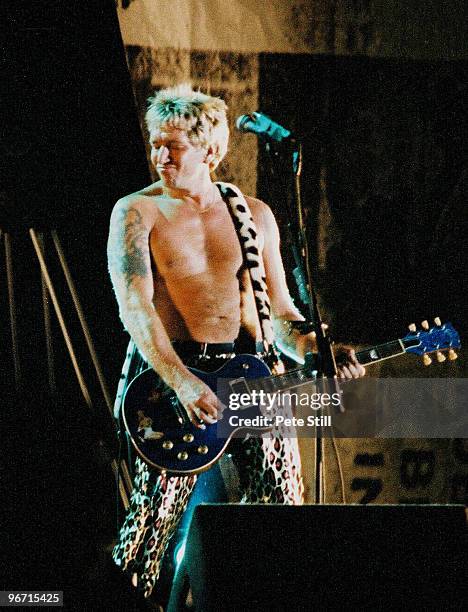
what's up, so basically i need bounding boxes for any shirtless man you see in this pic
[108,84,365,599]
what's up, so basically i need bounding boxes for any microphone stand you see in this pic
[291,141,341,503]
[265,137,341,503]
[291,142,337,374]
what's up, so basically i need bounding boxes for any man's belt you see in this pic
[172,339,266,358]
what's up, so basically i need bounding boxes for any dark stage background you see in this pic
[1,2,152,607]
[257,53,467,343]
[1,1,467,608]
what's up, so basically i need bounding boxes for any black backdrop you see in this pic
[258,54,467,344]
[2,1,151,603]
[2,0,150,396]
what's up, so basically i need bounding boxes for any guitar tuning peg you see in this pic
[448,349,458,361]
[421,320,429,330]
[423,354,432,366]
[434,317,441,326]
[436,351,446,363]
[408,323,417,332]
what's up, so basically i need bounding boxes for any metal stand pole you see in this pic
[50,230,133,494]
[29,228,130,509]
[268,140,342,504]
[30,229,93,407]
[3,230,22,392]
[38,232,57,396]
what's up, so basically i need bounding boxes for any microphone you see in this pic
[235,112,292,142]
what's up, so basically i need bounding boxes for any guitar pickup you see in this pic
[229,378,250,396]
[228,378,255,411]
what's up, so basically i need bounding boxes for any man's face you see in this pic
[149,126,207,189]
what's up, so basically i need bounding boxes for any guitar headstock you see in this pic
[403,318,461,365]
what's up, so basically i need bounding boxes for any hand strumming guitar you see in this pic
[174,371,224,429]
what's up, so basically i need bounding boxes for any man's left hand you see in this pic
[292,329,366,379]
[334,346,366,379]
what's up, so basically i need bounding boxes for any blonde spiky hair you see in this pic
[145,83,229,170]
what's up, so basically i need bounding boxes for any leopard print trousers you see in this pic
[112,341,304,598]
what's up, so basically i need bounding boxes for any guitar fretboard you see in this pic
[243,338,407,394]
[233,326,458,396]
[355,340,405,366]
[247,368,310,393]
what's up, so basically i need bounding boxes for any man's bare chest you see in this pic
[149,209,246,280]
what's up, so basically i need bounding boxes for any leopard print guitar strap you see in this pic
[215,181,275,353]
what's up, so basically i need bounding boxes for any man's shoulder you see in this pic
[217,181,270,212]
[244,194,266,207]
[218,182,274,230]
[113,181,165,212]
[138,180,165,199]
[243,194,276,228]
[244,194,271,215]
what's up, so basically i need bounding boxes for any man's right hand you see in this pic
[174,374,223,429]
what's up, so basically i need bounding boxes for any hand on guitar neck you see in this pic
[291,326,366,379]
[333,345,366,379]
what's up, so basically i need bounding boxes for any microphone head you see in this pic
[235,112,291,142]
[235,113,258,132]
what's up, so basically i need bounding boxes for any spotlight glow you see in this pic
[174,540,186,567]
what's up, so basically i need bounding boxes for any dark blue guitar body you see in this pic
[122,354,272,475]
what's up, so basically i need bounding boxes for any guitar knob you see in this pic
[183,433,194,443]
[408,323,416,332]
[436,351,446,363]
[177,451,189,461]
[434,317,441,326]
[423,354,432,366]
[448,349,458,361]
[197,445,209,455]
[162,440,174,450]
[421,320,429,330]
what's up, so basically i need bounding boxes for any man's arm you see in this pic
[107,196,219,424]
[259,202,313,358]
[260,202,365,378]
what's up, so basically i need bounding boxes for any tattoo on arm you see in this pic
[109,206,150,288]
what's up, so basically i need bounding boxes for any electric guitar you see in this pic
[122,320,460,475]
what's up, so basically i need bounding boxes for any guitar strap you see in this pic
[215,181,277,356]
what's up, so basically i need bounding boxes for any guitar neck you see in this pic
[249,334,434,393]
[270,339,408,389]
[243,321,460,394]
[355,339,406,366]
